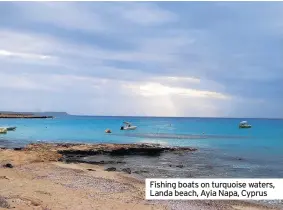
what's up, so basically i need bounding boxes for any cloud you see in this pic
[10,2,106,33]
[124,82,229,99]
[0,72,56,91]
[0,2,282,117]
[115,2,178,26]
[6,2,177,35]
[0,49,52,60]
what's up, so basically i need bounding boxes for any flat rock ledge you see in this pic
[60,143,195,156]
[25,142,196,153]
[28,142,196,156]
[1,143,197,165]
[55,143,197,163]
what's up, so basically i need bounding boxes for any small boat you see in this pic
[120,122,137,130]
[105,129,112,133]
[0,128,7,134]
[0,126,17,131]
[239,121,252,128]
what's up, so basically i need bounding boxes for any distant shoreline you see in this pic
[0,113,53,119]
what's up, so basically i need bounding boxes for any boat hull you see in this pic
[239,125,252,128]
[6,127,17,131]
[121,126,137,130]
[0,126,17,131]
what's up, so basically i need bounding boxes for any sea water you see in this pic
[1,116,283,179]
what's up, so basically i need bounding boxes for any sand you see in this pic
[0,146,280,210]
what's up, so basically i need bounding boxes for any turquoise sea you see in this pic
[1,116,283,179]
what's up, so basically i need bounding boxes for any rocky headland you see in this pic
[0,113,53,119]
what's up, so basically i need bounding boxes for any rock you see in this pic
[176,164,184,168]
[27,143,197,166]
[105,167,116,172]
[13,147,23,151]
[3,163,13,168]
[205,165,213,170]
[121,168,131,174]
[87,168,96,171]
[58,149,100,156]
[109,147,164,156]
[0,176,10,180]
[133,170,149,174]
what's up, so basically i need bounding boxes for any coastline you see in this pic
[0,143,280,210]
[0,114,53,119]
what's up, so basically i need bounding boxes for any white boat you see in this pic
[239,121,252,128]
[120,122,137,130]
[0,126,17,131]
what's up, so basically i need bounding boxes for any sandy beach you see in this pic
[0,143,280,210]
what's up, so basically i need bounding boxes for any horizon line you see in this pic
[0,110,282,120]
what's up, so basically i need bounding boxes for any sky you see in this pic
[0,2,282,118]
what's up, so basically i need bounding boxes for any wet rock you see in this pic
[176,164,184,168]
[25,143,198,166]
[64,159,126,165]
[133,170,149,174]
[58,150,101,156]
[105,167,116,172]
[205,165,213,170]
[55,143,196,158]
[3,163,13,168]
[121,168,131,174]
[109,148,164,156]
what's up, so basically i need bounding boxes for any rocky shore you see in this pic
[0,143,279,210]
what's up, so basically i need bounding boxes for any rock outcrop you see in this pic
[0,143,197,166]
[0,113,53,118]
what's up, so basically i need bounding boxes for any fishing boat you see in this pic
[239,121,252,128]
[120,122,137,130]
[0,126,17,131]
